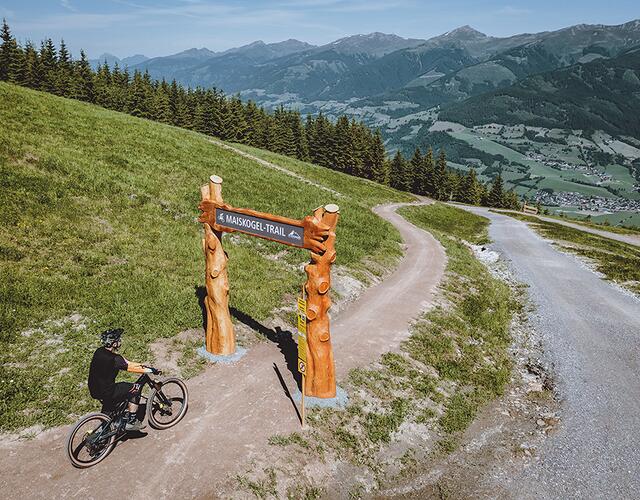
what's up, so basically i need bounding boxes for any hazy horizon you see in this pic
[2,1,640,59]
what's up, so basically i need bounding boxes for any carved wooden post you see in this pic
[304,204,339,398]
[200,175,235,355]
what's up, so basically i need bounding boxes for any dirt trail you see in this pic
[0,154,445,499]
[210,139,343,197]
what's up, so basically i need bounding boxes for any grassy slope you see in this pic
[0,83,409,430]
[503,212,640,294]
[261,204,519,494]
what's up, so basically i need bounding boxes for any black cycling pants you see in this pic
[100,381,142,414]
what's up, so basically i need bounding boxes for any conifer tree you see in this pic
[369,129,387,183]
[72,49,94,102]
[461,169,481,205]
[488,172,505,207]
[39,38,57,93]
[333,115,353,173]
[127,70,150,117]
[108,63,128,112]
[56,39,73,96]
[21,40,40,88]
[410,147,426,194]
[503,189,521,210]
[423,147,436,197]
[0,18,19,82]
[390,151,410,191]
[291,113,309,161]
[94,62,112,108]
[435,149,448,200]
[243,100,261,147]
[152,80,172,124]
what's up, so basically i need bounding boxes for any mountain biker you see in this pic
[88,328,159,432]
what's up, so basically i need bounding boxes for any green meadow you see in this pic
[0,83,409,430]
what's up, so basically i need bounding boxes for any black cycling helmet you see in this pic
[101,328,123,347]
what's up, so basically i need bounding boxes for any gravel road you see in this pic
[464,207,640,499]
[495,209,640,247]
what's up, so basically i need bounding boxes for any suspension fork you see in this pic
[151,379,172,406]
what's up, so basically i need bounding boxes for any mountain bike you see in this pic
[66,369,188,468]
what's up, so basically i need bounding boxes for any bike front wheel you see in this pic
[66,413,116,468]
[146,378,189,430]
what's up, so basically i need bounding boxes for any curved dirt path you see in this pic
[462,207,640,499]
[0,164,445,498]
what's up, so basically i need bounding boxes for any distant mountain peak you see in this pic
[175,47,217,59]
[324,32,425,56]
[442,25,488,39]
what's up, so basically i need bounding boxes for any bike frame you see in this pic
[88,373,168,444]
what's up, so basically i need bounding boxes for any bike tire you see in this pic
[146,377,189,430]
[66,413,116,468]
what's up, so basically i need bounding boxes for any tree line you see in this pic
[0,19,521,210]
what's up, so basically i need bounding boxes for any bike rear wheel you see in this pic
[146,378,188,430]
[66,413,116,468]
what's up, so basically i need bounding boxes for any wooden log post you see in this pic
[200,175,235,355]
[304,203,339,398]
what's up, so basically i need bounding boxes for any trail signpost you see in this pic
[297,295,308,427]
[198,175,340,400]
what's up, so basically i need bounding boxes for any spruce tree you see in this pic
[56,39,73,96]
[109,63,128,112]
[461,169,481,205]
[291,113,309,161]
[0,18,15,81]
[21,40,39,88]
[504,189,521,210]
[243,100,261,146]
[390,151,409,191]
[127,70,150,117]
[435,149,448,200]
[94,62,112,108]
[410,147,425,194]
[488,173,505,207]
[369,129,387,183]
[423,147,436,197]
[39,39,57,93]
[72,49,94,102]
[333,115,353,173]
[152,81,172,124]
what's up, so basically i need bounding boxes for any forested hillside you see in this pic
[441,47,640,137]
[0,20,521,210]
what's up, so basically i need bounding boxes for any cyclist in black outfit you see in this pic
[88,329,158,432]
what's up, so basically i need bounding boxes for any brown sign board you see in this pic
[216,207,305,247]
[199,200,333,253]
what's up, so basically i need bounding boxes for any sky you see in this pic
[2,0,640,59]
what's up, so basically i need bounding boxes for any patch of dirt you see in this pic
[149,328,202,377]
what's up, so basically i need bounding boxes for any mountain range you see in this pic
[100,19,640,212]
[123,20,640,132]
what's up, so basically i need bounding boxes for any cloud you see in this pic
[277,0,409,13]
[60,0,77,12]
[496,5,532,16]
